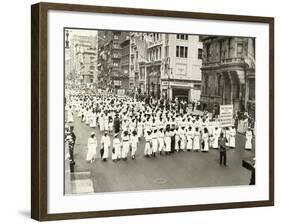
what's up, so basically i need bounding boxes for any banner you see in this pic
[220,105,233,127]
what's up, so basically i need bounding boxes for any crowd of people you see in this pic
[64,90,254,165]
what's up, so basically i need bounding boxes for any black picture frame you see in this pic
[31,2,274,221]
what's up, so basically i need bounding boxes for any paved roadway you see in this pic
[65,112,255,194]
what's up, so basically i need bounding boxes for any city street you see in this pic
[65,112,255,194]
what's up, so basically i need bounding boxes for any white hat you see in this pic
[91,132,95,136]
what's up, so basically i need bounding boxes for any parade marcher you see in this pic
[186,126,194,151]
[245,127,253,151]
[130,130,138,159]
[212,126,220,150]
[219,132,228,166]
[164,129,171,154]
[174,127,180,152]
[113,114,120,134]
[193,127,200,152]
[151,129,158,157]
[229,126,236,148]
[179,126,187,151]
[144,130,152,157]
[100,131,111,161]
[170,127,176,153]
[158,128,165,155]
[108,116,114,134]
[121,131,130,160]
[112,133,121,161]
[86,132,97,163]
[201,128,209,152]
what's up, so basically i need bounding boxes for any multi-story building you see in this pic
[68,34,97,87]
[145,33,202,101]
[129,32,148,94]
[97,31,130,91]
[199,36,255,116]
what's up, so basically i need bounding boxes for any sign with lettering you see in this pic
[219,105,233,127]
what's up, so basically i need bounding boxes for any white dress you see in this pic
[130,135,138,156]
[86,137,97,161]
[186,130,194,150]
[112,138,121,160]
[158,131,165,152]
[164,132,171,152]
[179,129,186,150]
[101,135,111,159]
[144,134,152,155]
[212,128,220,149]
[151,133,158,153]
[201,133,209,152]
[229,128,236,148]
[122,135,130,158]
[245,130,252,149]
[193,131,200,150]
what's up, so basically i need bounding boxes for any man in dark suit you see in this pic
[218,132,228,166]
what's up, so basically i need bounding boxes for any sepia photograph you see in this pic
[64,28,256,194]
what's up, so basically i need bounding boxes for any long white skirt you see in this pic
[164,137,171,152]
[112,146,121,160]
[158,138,164,152]
[122,142,130,158]
[86,145,97,161]
[144,142,151,155]
[152,139,158,153]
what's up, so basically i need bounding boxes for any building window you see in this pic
[113,35,118,40]
[198,48,203,59]
[237,43,243,58]
[180,46,184,57]
[176,46,179,57]
[176,34,188,40]
[176,46,188,58]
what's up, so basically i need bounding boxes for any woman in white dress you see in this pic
[245,128,253,151]
[144,130,152,156]
[212,126,220,150]
[137,118,143,139]
[121,131,130,160]
[112,133,121,161]
[86,132,97,163]
[193,127,200,152]
[100,131,111,161]
[130,131,139,159]
[164,129,171,154]
[151,129,158,157]
[179,126,187,151]
[158,128,165,154]
[186,126,194,151]
[174,127,180,152]
[201,128,209,152]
